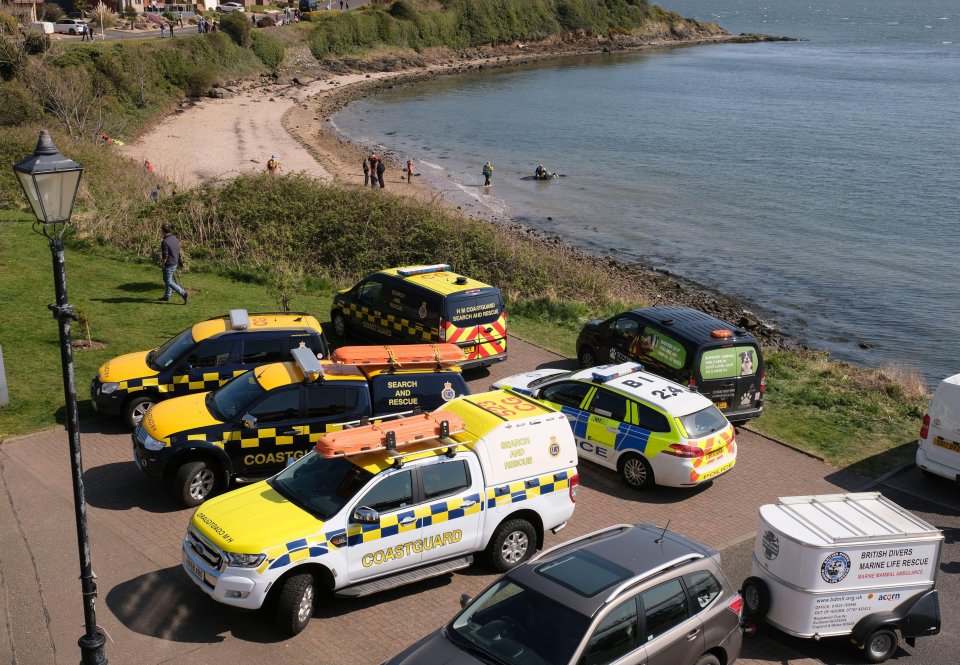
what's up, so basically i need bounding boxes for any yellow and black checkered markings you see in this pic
[171,422,332,449]
[117,370,245,395]
[343,302,438,341]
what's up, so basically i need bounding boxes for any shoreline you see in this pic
[282,35,794,349]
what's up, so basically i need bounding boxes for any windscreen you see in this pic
[209,370,266,421]
[446,291,503,327]
[269,452,373,520]
[150,328,197,369]
[448,579,588,665]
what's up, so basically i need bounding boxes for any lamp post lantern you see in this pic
[13,130,108,665]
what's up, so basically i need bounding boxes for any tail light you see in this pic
[438,316,446,342]
[920,413,930,440]
[569,473,579,503]
[663,443,704,458]
[759,370,766,394]
[728,593,743,617]
[688,377,697,390]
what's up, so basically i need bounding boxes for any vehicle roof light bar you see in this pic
[591,362,644,383]
[229,309,250,330]
[397,264,452,277]
[291,346,323,381]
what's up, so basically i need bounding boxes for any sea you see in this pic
[331,0,960,384]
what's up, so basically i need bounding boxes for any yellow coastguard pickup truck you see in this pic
[181,390,579,636]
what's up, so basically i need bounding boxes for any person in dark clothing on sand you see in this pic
[376,157,386,188]
[363,158,370,186]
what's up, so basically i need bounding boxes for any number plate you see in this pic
[934,436,960,453]
[461,344,476,354]
[183,551,204,581]
[714,401,728,410]
[704,448,725,461]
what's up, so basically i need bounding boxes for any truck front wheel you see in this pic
[124,395,156,428]
[173,460,220,507]
[863,627,898,663]
[487,519,536,572]
[275,573,315,636]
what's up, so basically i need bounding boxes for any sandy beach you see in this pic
[121,33,790,348]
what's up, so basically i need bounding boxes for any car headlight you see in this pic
[100,382,120,395]
[137,427,166,451]
[224,552,266,568]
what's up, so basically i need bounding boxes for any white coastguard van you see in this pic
[181,390,579,635]
[915,372,960,482]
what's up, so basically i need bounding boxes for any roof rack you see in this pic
[397,264,451,277]
[591,362,644,384]
[603,553,703,603]
[330,343,464,369]
[315,412,466,460]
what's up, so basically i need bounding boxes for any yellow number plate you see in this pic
[461,344,476,354]
[934,437,960,453]
[715,401,728,409]
[704,448,725,461]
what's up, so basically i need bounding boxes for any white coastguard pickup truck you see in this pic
[181,389,579,635]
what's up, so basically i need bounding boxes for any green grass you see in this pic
[0,216,333,440]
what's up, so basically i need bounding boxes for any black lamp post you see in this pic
[13,130,108,665]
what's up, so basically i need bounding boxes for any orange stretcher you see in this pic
[316,412,466,458]
[330,343,465,368]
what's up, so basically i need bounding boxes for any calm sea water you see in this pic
[332,0,960,383]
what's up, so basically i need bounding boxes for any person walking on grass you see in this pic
[362,158,370,186]
[160,224,188,304]
[482,161,493,186]
[376,155,386,189]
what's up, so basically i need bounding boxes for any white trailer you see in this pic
[742,492,942,663]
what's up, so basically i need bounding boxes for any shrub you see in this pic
[0,80,43,126]
[23,32,51,55]
[0,36,24,80]
[251,31,285,73]
[40,3,66,22]
[0,12,20,35]
[182,62,218,97]
[220,11,252,48]
[124,6,138,20]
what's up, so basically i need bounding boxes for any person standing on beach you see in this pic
[482,161,493,186]
[406,158,413,184]
[362,159,370,186]
[368,154,379,189]
[160,224,188,304]
[266,155,281,174]
[376,157,386,189]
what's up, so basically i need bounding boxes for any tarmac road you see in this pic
[0,335,952,664]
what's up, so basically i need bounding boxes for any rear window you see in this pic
[446,291,503,326]
[679,406,729,438]
[698,346,760,379]
[369,372,468,414]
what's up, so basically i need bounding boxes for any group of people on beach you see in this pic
[361,154,414,189]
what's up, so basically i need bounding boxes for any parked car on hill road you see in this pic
[216,2,245,12]
[53,18,88,34]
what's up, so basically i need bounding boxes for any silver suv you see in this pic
[385,523,743,665]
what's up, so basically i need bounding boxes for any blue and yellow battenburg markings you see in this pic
[257,470,573,573]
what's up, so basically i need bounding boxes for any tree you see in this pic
[24,59,106,141]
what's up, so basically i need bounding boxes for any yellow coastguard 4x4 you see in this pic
[92,310,326,427]
[181,390,579,636]
[332,264,507,370]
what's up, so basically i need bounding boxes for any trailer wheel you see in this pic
[863,627,898,663]
[742,576,770,620]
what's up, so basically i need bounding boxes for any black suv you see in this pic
[577,307,764,423]
[385,523,743,665]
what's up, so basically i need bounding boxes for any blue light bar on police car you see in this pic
[591,363,645,383]
[397,264,452,277]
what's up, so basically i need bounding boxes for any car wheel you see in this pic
[618,453,654,490]
[124,396,157,428]
[694,654,721,665]
[863,627,898,663]
[174,460,220,507]
[69,28,76,35]
[578,347,597,368]
[486,519,536,573]
[274,572,315,636]
[741,576,770,620]
[331,311,348,339]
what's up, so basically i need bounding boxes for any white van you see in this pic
[29,21,55,34]
[915,373,960,482]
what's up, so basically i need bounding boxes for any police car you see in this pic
[134,344,469,507]
[493,362,736,489]
[92,310,327,428]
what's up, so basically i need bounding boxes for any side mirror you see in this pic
[241,414,257,429]
[178,362,193,371]
[459,594,472,609]
[352,506,379,524]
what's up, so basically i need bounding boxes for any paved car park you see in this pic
[0,336,956,664]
